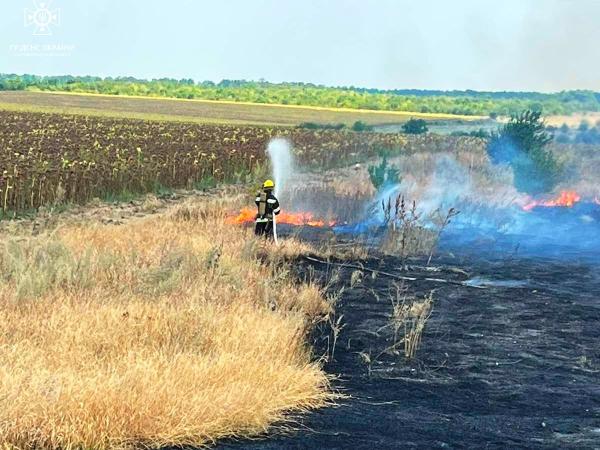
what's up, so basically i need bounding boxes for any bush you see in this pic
[578,120,590,132]
[487,110,563,194]
[574,127,600,144]
[401,118,428,134]
[368,155,400,190]
[450,128,490,138]
[351,121,373,132]
[298,122,345,130]
[469,128,491,138]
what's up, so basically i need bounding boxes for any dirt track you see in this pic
[219,235,600,449]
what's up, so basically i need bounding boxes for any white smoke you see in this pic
[419,154,474,215]
[266,138,295,198]
[366,154,474,221]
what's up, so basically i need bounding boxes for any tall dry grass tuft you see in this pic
[388,285,434,360]
[380,195,437,265]
[0,197,332,449]
[379,194,460,266]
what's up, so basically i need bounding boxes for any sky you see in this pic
[1,0,599,92]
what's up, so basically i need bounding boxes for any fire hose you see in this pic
[303,256,486,289]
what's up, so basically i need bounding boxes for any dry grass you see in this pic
[544,112,600,128]
[380,195,438,264]
[141,194,162,213]
[388,285,434,360]
[0,197,333,449]
[322,241,371,261]
[282,168,376,224]
[549,143,600,199]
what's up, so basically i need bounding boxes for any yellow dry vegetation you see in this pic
[0,196,332,449]
[544,112,600,128]
[0,91,483,127]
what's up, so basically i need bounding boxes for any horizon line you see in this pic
[2,72,597,96]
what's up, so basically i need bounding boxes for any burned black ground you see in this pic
[219,228,600,450]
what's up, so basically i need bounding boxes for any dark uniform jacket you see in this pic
[255,190,281,222]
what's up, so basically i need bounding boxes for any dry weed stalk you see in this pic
[381,194,459,266]
[323,287,345,362]
[350,269,364,288]
[328,313,345,362]
[427,207,460,265]
[358,350,373,378]
[403,293,433,359]
[381,195,427,267]
[387,283,434,360]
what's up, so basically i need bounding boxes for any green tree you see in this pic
[3,74,600,116]
[401,118,428,134]
[351,120,373,132]
[368,155,400,190]
[487,110,562,194]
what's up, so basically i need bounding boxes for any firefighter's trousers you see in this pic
[255,219,274,238]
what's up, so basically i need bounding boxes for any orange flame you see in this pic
[227,207,335,227]
[226,207,256,225]
[522,190,581,211]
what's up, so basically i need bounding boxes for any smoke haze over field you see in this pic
[384,153,600,260]
[295,146,600,260]
[1,0,599,91]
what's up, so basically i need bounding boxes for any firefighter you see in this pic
[255,179,280,238]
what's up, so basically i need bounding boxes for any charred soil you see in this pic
[219,231,600,449]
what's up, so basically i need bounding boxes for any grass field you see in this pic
[0,91,483,126]
[0,194,334,449]
[544,112,600,128]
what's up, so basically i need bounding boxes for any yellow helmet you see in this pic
[263,179,275,189]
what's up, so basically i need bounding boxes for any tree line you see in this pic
[1,74,599,116]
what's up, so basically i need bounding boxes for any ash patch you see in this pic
[219,249,600,449]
